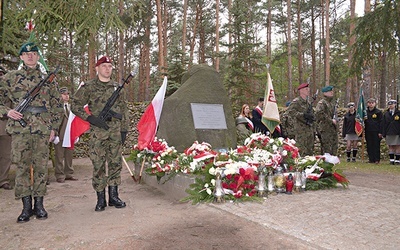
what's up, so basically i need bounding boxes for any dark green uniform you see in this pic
[71,78,129,192]
[0,65,62,198]
[315,96,338,155]
[283,96,315,156]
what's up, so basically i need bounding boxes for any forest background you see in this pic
[0,0,399,115]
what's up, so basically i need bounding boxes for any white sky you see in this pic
[355,0,364,16]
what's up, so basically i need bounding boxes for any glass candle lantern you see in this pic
[267,168,274,193]
[213,172,225,203]
[274,165,286,193]
[257,171,267,197]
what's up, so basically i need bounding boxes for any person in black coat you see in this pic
[252,98,268,134]
[382,100,400,165]
[342,102,360,162]
[365,98,383,164]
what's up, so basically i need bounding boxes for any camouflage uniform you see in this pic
[283,97,315,156]
[70,78,129,192]
[315,96,338,155]
[0,65,62,199]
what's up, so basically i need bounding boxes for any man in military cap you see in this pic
[0,65,13,190]
[70,56,129,212]
[54,87,77,183]
[365,98,383,163]
[0,42,63,222]
[315,85,338,155]
[283,83,315,156]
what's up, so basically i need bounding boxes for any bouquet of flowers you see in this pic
[129,133,349,204]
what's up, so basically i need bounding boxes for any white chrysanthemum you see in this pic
[160,160,164,164]
[206,188,212,195]
[211,179,216,186]
[209,167,216,175]
[281,150,288,156]
[204,183,209,188]
[272,145,278,151]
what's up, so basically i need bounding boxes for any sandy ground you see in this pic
[0,158,318,250]
[0,157,398,250]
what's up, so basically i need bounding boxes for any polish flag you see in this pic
[137,76,167,150]
[62,105,91,149]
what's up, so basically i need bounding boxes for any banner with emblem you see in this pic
[261,71,280,133]
[355,88,366,136]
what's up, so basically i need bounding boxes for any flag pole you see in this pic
[122,154,137,182]
[138,157,146,184]
[362,127,365,163]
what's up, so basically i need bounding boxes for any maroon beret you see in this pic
[95,56,112,67]
[297,83,309,91]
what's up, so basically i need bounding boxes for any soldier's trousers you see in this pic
[319,129,338,155]
[11,133,49,198]
[89,130,122,192]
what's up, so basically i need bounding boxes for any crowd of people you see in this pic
[235,82,396,166]
[0,40,397,224]
[0,41,128,223]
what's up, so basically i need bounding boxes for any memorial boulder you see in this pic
[157,64,237,151]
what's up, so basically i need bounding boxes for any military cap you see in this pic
[95,56,112,67]
[258,97,264,102]
[19,42,39,55]
[347,102,355,108]
[387,100,397,105]
[59,87,69,94]
[321,85,334,93]
[297,83,309,90]
[367,98,376,103]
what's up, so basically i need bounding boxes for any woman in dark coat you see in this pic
[382,100,400,165]
[342,102,360,162]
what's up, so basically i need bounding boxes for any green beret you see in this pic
[19,42,39,55]
[321,85,334,93]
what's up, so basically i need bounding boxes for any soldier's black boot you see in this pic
[33,196,48,220]
[17,196,34,223]
[95,189,106,212]
[108,186,126,208]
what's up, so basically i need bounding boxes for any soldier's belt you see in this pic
[25,106,48,114]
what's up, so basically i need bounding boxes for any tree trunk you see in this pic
[266,0,272,60]
[346,0,356,103]
[215,0,220,72]
[296,0,303,83]
[182,0,188,64]
[324,0,330,87]
[189,3,200,68]
[118,0,124,83]
[287,0,293,101]
[156,0,164,75]
[311,6,317,95]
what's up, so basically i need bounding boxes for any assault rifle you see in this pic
[333,98,340,122]
[98,69,138,122]
[14,66,60,127]
[305,90,318,126]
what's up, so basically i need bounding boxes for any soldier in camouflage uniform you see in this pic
[283,83,315,156]
[70,56,129,212]
[0,42,62,223]
[315,86,338,155]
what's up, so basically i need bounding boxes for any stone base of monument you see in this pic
[133,164,196,201]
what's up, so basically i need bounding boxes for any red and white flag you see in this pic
[62,105,91,149]
[137,76,167,150]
